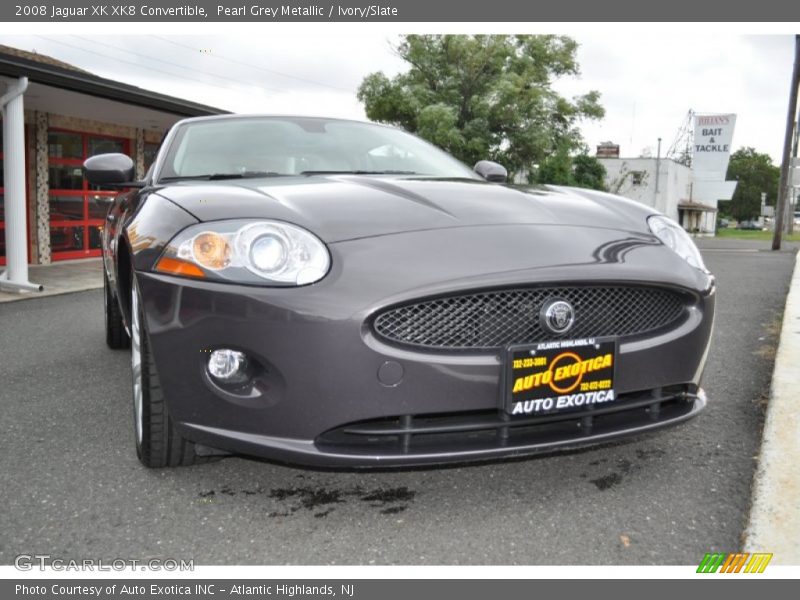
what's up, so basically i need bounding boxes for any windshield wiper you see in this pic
[206,171,288,180]
[160,171,288,182]
[299,170,419,176]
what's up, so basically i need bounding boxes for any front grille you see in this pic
[316,386,699,457]
[372,285,689,351]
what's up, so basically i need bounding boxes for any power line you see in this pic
[150,35,354,93]
[71,35,285,94]
[31,35,259,100]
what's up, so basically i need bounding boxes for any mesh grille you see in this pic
[372,286,689,350]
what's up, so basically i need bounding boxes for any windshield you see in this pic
[156,117,479,181]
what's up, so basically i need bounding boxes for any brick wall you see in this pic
[48,114,137,140]
[33,111,49,264]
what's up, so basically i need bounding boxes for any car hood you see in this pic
[154,175,657,243]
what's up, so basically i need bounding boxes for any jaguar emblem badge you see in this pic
[540,299,575,334]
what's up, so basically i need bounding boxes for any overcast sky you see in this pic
[1,33,795,163]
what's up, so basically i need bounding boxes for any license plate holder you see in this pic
[503,338,617,416]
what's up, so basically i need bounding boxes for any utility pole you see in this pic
[789,84,800,235]
[789,176,796,234]
[654,137,662,208]
[773,35,800,250]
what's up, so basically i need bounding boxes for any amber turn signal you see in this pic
[154,257,206,278]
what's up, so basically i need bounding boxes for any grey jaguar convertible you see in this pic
[86,114,715,468]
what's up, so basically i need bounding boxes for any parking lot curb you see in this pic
[0,258,102,303]
[743,249,800,564]
[0,282,103,303]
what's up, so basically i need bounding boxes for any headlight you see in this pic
[647,215,707,272]
[155,220,330,286]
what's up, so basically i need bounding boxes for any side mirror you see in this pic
[83,153,136,186]
[474,160,507,183]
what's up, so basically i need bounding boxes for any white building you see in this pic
[596,113,738,236]
[598,156,718,234]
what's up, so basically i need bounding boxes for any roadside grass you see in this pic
[715,228,800,242]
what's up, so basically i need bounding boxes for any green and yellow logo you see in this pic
[697,552,773,573]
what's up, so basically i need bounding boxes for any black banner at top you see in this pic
[3,0,800,22]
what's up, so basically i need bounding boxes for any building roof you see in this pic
[0,44,227,118]
[0,44,91,74]
[677,200,718,212]
[596,156,690,167]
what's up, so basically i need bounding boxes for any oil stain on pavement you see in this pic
[196,484,417,518]
[586,448,666,491]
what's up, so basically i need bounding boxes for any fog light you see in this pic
[208,349,249,384]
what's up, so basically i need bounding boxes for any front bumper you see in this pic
[136,225,715,468]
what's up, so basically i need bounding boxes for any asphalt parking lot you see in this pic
[0,239,796,565]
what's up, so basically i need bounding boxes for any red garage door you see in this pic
[48,129,129,261]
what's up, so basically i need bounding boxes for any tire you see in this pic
[131,276,204,468]
[104,272,130,349]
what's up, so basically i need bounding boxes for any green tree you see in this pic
[720,147,780,221]
[357,35,604,181]
[571,153,607,190]
[534,150,607,190]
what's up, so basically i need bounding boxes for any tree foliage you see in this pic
[720,147,780,221]
[571,154,608,190]
[357,35,604,182]
[536,150,607,190]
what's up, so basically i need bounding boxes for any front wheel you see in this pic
[131,276,203,468]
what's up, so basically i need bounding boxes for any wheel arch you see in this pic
[116,236,133,327]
